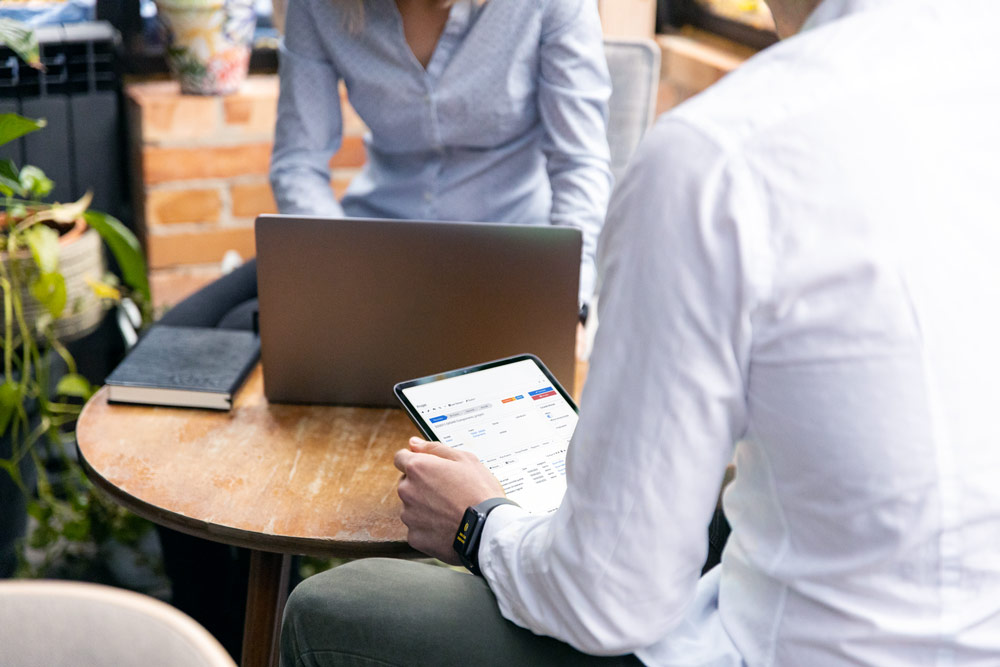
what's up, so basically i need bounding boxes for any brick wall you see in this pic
[126,76,367,309]
[129,32,754,311]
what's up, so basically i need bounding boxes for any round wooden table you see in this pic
[77,365,419,667]
[78,360,589,667]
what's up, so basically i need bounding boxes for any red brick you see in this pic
[150,265,225,312]
[231,182,278,218]
[342,99,367,137]
[146,187,223,226]
[143,143,273,184]
[331,174,356,199]
[147,227,257,268]
[223,88,278,135]
[330,136,366,169]
[127,81,220,142]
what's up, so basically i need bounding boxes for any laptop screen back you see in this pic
[255,215,581,407]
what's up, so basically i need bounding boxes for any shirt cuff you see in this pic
[477,502,533,580]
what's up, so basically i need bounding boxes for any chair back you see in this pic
[604,38,661,183]
[0,580,237,667]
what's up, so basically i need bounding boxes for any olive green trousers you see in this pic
[280,558,645,667]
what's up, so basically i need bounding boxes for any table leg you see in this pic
[241,550,293,667]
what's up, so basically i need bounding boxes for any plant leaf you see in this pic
[0,158,21,197]
[26,499,52,523]
[0,158,17,181]
[83,210,151,305]
[62,516,92,542]
[19,165,53,199]
[28,271,67,319]
[0,112,45,148]
[55,373,94,400]
[85,276,121,301]
[0,380,22,435]
[0,181,15,199]
[43,191,91,225]
[0,19,42,71]
[23,224,59,273]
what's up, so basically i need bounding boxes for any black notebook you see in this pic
[105,325,260,410]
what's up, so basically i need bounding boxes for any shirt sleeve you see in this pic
[537,0,614,307]
[269,0,346,217]
[478,116,763,655]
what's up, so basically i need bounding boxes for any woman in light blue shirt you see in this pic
[272,0,612,307]
[164,0,611,329]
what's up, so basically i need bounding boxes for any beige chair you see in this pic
[603,37,662,185]
[0,580,236,667]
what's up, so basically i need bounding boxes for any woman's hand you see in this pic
[394,437,506,563]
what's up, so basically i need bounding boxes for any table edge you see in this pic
[77,389,420,560]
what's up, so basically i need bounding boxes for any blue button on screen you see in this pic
[430,415,447,423]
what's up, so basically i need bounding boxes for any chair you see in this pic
[604,37,662,185]
[0,580,236,667]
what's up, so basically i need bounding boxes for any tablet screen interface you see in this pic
[398,357,576,514]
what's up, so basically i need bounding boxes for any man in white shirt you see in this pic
[280,0,1000,665]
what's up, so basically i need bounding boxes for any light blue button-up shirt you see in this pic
[270,0,613,305]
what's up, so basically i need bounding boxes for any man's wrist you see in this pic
[453,497,519,576]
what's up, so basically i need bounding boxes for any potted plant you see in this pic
[154,0,257,95]
[0,19,156,576]
[0,111,157,576]
[0,106,155,576]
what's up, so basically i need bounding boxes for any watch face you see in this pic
[454,507,481,563]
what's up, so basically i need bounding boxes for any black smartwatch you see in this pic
[453,497,520,576]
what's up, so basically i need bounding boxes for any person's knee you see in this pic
[287,558,405,614]
[282,559,410,661]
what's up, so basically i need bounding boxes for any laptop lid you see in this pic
[255,215,581,407]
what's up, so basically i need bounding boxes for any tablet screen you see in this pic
[395,355,577,514]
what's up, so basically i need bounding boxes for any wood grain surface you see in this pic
[77,365,419,558]
[78,359,589,559]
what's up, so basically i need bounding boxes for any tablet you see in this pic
[394,354,578,514]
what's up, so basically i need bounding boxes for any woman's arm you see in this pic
[537,0,614,307]
[270,0,346,217]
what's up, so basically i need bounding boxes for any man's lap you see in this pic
[280,558,644,667]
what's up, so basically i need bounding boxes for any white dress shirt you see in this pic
[479,0,1000,664]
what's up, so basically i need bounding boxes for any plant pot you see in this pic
[155,0,258,95]
[1,218,108,343]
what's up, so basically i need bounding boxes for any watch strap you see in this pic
[454,497,519,576]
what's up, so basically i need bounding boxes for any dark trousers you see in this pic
[282,558,646,667]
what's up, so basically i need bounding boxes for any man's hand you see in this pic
[394,437,506,564]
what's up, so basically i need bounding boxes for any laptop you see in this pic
[255,215,582,407]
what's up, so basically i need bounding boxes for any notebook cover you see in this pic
[105,325,261,410]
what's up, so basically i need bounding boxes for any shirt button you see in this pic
[423,94,431,103]
[423,192,433,202]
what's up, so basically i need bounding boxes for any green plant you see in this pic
[0,99,155,576]
[0,18,41,70]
